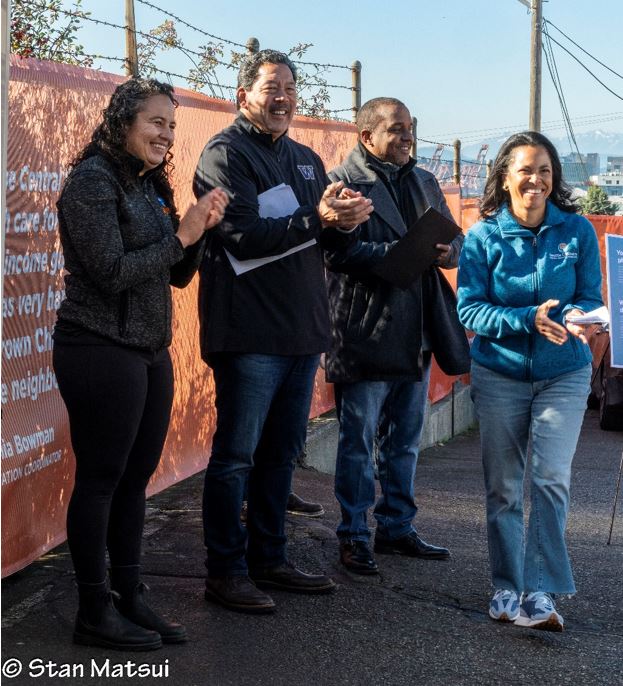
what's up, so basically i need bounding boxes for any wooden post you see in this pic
[411,116,417,163]
[351,60,361,123]
[246,37,259,55]
[453,139,461,186]
[125,0,138,77]
[529,0,542,131]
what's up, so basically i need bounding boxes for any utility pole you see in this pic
[528,0,543,131]
[518,0,543,131]
[125,0,138,77]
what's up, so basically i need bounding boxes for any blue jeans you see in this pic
[470,361,591,595]
[203,353,320,577]
[334,355,432,542]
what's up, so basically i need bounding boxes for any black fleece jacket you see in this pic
[55,154,204,350]
[193,114,352,359]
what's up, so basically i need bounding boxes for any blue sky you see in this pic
[62,0,623,145]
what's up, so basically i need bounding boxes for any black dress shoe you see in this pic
[74,594,162,651]
[339,540,379,575]
[374,531,450,559]
[114,582,187,644]
[205,575,276,614]
[286,492,324,518]
[250,561,336,594]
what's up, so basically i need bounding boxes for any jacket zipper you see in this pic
[527,235,538,380]
[142,184,172,349]
[120,291,131,337]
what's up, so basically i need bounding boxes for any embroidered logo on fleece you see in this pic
[549,242,578,260]
[297,165,315,181]
[156,196,171,215]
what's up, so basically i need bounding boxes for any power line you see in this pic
[543,24,576,157]
[545,32,623,102]
[542,22,590,183]
[426,112,623,141]
[544,19,623,81]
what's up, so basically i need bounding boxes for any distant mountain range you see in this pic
[418,130,623,169]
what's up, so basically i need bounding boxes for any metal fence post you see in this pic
[125,0,139,77]
[246,37,259,55]
[453,139,461,186]
[351,60,361,123]
[411,116,417,163]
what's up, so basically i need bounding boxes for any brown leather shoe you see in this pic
[339,540,379,575]
[286,492,324,518]
[250,561,336,594]
[204,576,276,614]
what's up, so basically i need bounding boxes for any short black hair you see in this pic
[237,49,298,91]
[480,131,577,218]
[356,97,408,134]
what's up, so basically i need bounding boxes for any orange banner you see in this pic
[2,59,356,576]
[585,215,623,304]
[10,58,616,577]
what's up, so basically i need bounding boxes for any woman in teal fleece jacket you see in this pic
[457,131,602,632]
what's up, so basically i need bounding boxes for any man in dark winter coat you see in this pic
[193,50,373,612]
[325,97,470,575]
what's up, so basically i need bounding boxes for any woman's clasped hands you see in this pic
[176,187,229,248]
[535,299,590,346]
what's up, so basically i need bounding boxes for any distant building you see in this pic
[585,153,600,177]
[607,156,623,173]
[561,152,600,187]
[589,172,623,197]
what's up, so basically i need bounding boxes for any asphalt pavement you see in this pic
[2,409,622,686]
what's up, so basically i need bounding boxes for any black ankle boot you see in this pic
[74,585,162,651]
[114,582,187,644]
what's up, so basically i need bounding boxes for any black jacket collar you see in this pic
[360,143,416,183]
[236,113,287,151]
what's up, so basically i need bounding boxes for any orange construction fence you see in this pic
[4,58,621,577]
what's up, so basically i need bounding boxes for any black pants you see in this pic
[53,343,174,584]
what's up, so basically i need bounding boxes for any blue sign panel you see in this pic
[605,233,623,368]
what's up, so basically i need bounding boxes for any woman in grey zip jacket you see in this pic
[457,131,602,632]
[52,78,227,651]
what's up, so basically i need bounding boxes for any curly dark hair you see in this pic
[236,49,297,109]
[71,78,180,227]
[480,131,577,219]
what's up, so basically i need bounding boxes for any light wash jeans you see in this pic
[334,355,432,542]
[470,360,591,595]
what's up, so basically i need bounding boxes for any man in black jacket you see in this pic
[193,49,372,613]
[325,97,470,575]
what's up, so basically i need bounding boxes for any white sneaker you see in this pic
[514,592,564,631]
[489,589,521,622]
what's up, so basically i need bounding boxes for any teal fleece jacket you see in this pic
[457,201,603,381]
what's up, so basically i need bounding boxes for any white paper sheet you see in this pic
[565,305,610,325]
[225,184,317,276]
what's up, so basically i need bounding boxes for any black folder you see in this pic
[371,207,462,289]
